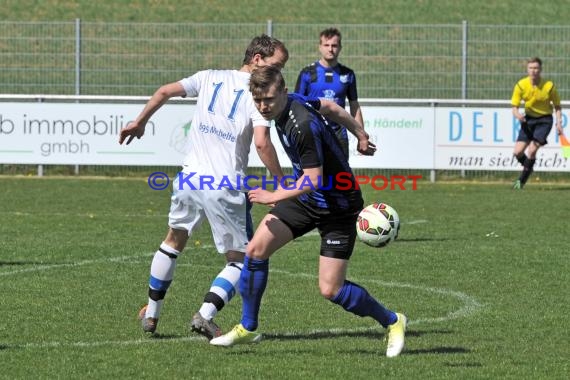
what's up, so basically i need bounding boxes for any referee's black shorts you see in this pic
[517,114,553,145]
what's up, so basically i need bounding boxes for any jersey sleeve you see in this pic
[550,83,561,107]
[247,92,270,128]
[178,70,208,98]
[251,109,270,128]
[289,93,322,112]
[511,80,523,107]
[294,70,309,95]
[347,70,359,101]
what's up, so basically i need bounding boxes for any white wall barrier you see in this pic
[1,96,568,172]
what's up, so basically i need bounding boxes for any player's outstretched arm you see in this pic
[349,99,364,130]
[119,82,186,145]
[248,166,322,205]
[253,126,284,179]
[319,99,376,156]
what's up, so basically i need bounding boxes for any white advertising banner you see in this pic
[1,101,568,171]
[0,102,191,165]
[350,106,434,169]
[434,107,569,171]
[248,106,435,169]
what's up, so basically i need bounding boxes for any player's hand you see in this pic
[357,134,377,156]
[248,188,276,206]
[119,121,146,145]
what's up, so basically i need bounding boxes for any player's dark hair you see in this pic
[249,65,285,97]
[320,27,342,46]
[527,56,542,67]
[243,34,289,65]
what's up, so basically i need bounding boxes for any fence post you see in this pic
[74,18,81,175]
[460,20,468,178]
[75,18,81,96]
[430,101,436,183]
[461,20,468,100]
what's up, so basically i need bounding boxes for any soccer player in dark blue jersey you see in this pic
[294,27,364,158]
[211,65,407,358]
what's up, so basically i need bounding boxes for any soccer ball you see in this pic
[375,202,400,240]
[356,204,393,247]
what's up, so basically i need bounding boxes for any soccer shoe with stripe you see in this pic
[190,312,222,341]
[512,180,522,190]
[209,324,262,347]
[138,304,158,333]
[386,313,407,358]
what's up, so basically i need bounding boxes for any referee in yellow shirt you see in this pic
[511,57,564,189]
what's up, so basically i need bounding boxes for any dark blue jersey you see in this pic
[294,61,358,134]
[274,94,362,210]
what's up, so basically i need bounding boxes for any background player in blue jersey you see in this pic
[294,27,364,158]
[211,65,407,358]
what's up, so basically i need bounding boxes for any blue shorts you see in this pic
[517,115,553,145]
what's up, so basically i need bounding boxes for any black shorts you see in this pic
[517,115,553,145]
[269,198,362,260]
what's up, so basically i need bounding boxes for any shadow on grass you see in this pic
[0,261,53,266]
[536,186,570,191]
[144,333,186,340]
[405,346,471,355]
[264,328,445,341]
[393,237,453,242]
[444,361,482,367]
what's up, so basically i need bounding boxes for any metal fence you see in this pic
[2,20,570,100]
[1,20,570,181]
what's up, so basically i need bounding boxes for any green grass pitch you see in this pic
[0,177,568,379]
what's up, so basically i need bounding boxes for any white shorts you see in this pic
[168,173,252,254]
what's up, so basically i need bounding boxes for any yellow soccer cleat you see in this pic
[386,313,407,358]
[209,324,262,347]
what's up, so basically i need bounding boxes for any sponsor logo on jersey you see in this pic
[198,122,237,142]
[323,89,336,99]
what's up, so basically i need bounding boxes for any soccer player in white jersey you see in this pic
[119,35,288,339]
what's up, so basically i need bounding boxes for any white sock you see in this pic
[146,242,180,319]
[199,262,243,320]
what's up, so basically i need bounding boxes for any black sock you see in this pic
[515,153,527,165]
[519,158,536,185]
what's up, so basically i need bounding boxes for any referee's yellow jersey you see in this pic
[511,77,561,117]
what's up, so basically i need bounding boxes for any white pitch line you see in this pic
[15,336,203,349]
[0,254,152,277]
[402,219,428,225]
[0,249,210,277]
[269,269,483,326]
[2,252,482,349]
[0,211,165,218]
